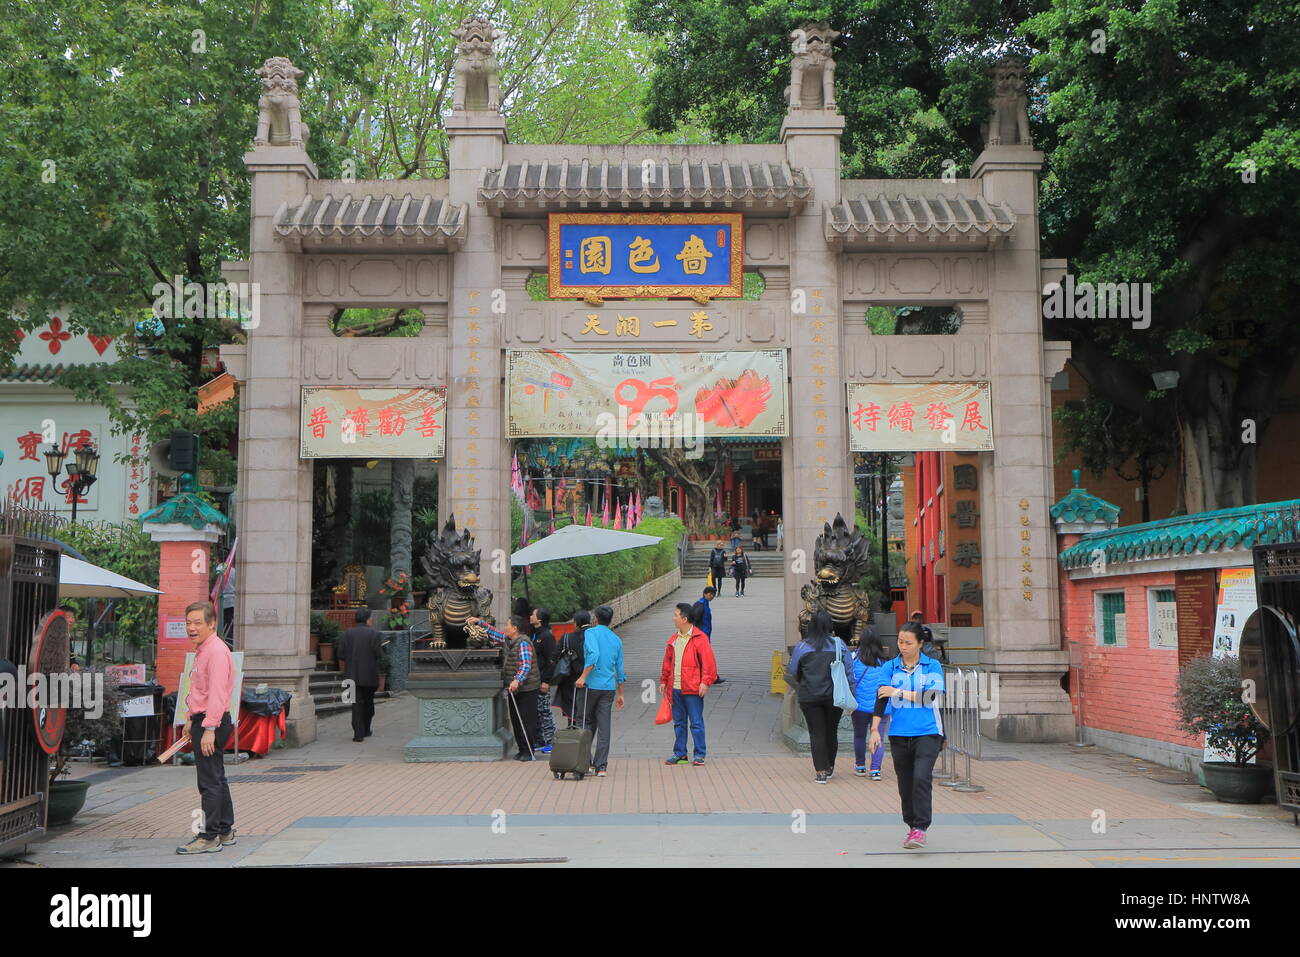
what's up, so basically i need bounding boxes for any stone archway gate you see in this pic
[222,21,1074,746]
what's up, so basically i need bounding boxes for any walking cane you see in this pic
[506,689,535,761]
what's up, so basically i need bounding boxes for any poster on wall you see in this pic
[506,350,787,438]
[1204,567,1258,764]
[300,387,446,459]
[846,382,994,452]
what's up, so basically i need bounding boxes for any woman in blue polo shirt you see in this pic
[868,622,944,849]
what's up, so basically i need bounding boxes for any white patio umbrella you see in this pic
[511,523,662,566]
[59,555,164,598]
[511,524,663,604]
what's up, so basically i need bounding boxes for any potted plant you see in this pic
[1174,654,1273,804]
[317,616,340,665]
[309,612,326,657]
[48,669,126,826]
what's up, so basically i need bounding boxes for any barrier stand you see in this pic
[932,666,957,782]
[947,667,985,793]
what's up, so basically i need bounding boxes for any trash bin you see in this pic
[110,682,164,766]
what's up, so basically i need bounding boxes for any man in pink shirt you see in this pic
[176,601,237,855]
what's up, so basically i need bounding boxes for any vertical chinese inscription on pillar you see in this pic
[1019,497,1032,601]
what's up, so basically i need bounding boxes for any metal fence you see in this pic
[934,665,984,792]
[0,504,62,856]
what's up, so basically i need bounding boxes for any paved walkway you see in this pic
[6,583,1299,867]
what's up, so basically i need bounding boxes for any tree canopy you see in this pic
[629,0,1300,511]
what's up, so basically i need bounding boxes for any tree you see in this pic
[1055,394,1174,522]
[646,440,729,531]
[0,0,696,479]
[0,0,390,481]
[630,0,1300,512]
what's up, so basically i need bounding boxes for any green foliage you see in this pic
[1174,655,1269,767]
[52,669,126,781]
[354,487,393,566]
[310,612,340,643]
[513,516,685,620]
[630,0,1300,505]
[332,307,423,337]
[54,520,160,652]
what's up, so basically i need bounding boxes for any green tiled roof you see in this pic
[0,363,70,382]
[1059,499,1300,570]
[1050,469,1120,525]
[139,473,229,530]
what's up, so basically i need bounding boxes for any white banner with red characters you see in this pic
[300,387,447,458]
[5,424,103,511]
[506,350,788,438]
[846,381,994,452]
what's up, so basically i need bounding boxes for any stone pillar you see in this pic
[445,98,509,624]
[145,522,223,695]
[237,66,321,745]
[972,140,1073,741]
[780,107,849,654]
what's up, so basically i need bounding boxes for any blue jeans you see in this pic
[671,689,706,759]
[852,712,889,771]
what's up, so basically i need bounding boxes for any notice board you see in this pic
[1175,569,1217,667]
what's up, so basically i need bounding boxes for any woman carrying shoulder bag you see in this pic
[785,610,855,783]
[553,610,590,728]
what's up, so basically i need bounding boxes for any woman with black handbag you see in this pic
[553,609,590,728]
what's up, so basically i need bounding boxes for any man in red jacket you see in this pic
[660,602,718,767]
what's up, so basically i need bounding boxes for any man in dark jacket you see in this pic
[337,609,384,742]
[530,606,557,753]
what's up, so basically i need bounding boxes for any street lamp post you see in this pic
[44,444,100,523]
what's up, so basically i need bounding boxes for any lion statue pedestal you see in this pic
[404,517,513,762]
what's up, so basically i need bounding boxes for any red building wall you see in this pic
[1058,563,1201,749]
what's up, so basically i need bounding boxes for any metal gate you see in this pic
[0,504,62,856]
[1252,515,1300,823]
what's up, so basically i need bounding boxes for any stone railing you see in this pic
[607,566,682,627]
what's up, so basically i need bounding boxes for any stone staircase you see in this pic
[309,662,351,717]
[682,543,786,579]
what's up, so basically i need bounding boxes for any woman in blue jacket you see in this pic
[869,622,945,849]
[849,633,889,779]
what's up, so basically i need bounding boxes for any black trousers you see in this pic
[800,700,843,773]
[890,734,943,831]
[351,685,377,739]
[734,574,748,594]
[191,713,234,839]
[508,688,539,756]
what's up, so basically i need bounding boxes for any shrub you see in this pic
[513,516,685,620]
[54,520,160,653]
[51,669,127,781]
[1174,655,1270,767]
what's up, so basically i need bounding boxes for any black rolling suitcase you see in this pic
[549,688,593,780]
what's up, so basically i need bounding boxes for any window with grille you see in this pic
[1098,591,1126,646]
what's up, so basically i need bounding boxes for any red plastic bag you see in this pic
[655,692,672,725]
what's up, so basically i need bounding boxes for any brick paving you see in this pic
[28,581,1300,867]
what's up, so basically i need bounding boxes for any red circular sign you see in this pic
[29,610,72,755]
